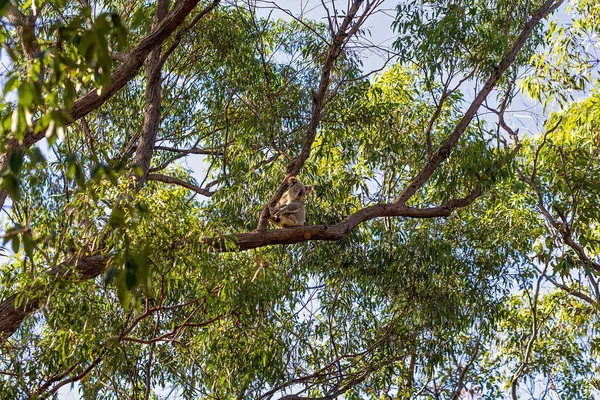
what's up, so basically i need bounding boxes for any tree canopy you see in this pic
[0,0,599,398]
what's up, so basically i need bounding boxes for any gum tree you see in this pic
[2,0,599,398]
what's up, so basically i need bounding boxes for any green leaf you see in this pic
[3,75,18,95]
[0,0,9,17]
[63,79,75,109]
[125,267,137,290]
[10,234,20,253]
[22,232,33,257]
[2,174,21,200]
[132,166,144,177]
[9,151,23,174]
[29,147,46,164]
[129,7,146,31]
[18,81,35,107]
[104,265,118,285]
[109,206,125,227]
[116,274,131,309]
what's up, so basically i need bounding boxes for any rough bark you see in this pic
[131,0,171,185]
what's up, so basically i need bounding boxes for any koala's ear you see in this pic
[288,176,297,184]
[306,185,313,194]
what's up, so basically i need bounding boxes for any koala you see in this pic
[269,176,313,228]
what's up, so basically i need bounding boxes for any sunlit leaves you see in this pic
[520,3,600,107]
[393,0,546,82]
[1,1,600,399]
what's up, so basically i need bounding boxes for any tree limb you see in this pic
[41,354,104,399]
[147,173,214,196]
[256,0,372,231]
[0,255,109,342]
[0,0,221,209]
[22,0,220,148]
[0,185,479,343]
[154,145,224,156]
[131,0,171,185]
[4,3,43,66]
[206,187,482,252]
[394,0,563,205]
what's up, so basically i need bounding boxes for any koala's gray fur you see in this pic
[269,177,313,228]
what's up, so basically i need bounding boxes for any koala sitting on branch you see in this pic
[269,177,313,228]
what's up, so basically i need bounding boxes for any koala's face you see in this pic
[287,179,312,201]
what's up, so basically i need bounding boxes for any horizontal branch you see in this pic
[0,185,479,343]
[147,173,214,196]
[206,187,481,252]
[154,145,224,156]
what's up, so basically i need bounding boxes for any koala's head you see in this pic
[286,176,313,201]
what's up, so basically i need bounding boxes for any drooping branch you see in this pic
[394,0,564,205]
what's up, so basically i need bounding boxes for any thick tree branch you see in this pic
[207,187,481,252]
[131,0,171,185]
[111,51,128,62]
[0,255,108,342]
[4,3,43,66]
[22,0,220,148]
[0,182,478,343]
[394,0,563,205]
[0,1,222,340]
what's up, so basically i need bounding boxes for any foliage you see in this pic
[0,0,599,399]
